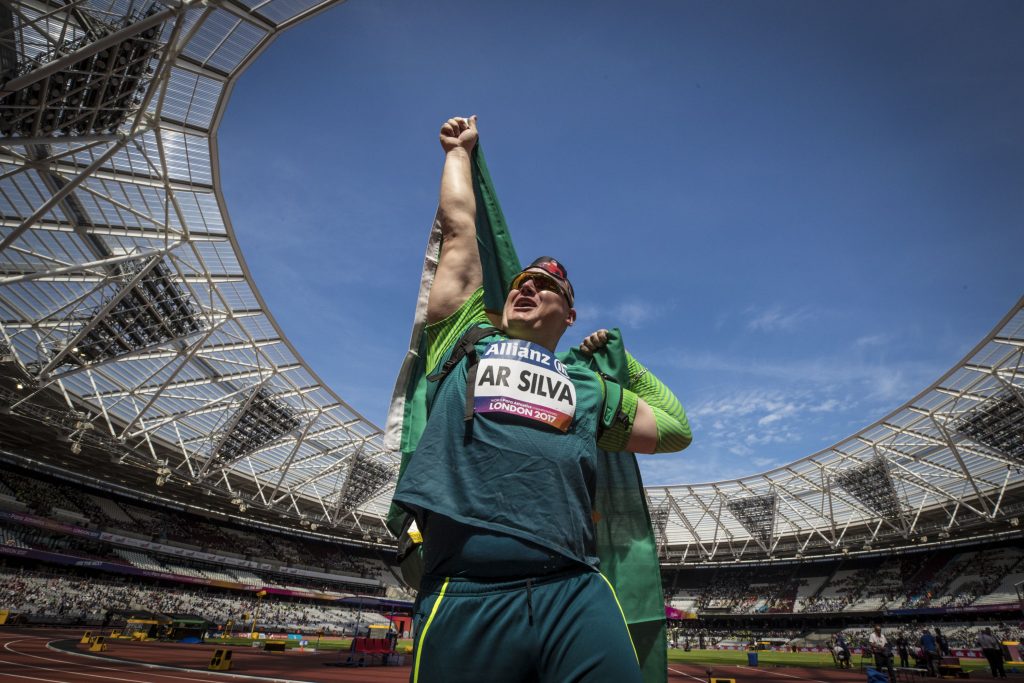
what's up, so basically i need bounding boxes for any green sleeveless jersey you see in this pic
[393,298,612,568]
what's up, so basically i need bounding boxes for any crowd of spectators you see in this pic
[671,545,1024,616]
[692,567,801,613]
[0,567,393,634]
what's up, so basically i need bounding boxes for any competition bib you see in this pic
[473,339,577,432]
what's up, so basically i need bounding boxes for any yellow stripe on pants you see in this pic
[598,572,639,665]
[413,577,450,683]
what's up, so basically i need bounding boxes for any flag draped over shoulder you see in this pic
[384,147,667,683]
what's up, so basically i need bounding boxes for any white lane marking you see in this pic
[45,640,318,683]
[6,643,222,683]
[1,638,214,683]
[668,666,707,681]
[0,673,73,683]
[736,664,831,682]
[0,671,72,683]
[6,643,218,679]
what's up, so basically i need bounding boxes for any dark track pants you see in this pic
[411,568,643,683]
[983,649,1006,678]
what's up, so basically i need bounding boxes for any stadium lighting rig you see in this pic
[0,1,168,140]
[336,452,395,513]
[951,389,1024,466]
[833,456,907,527]
[725,492,777,552]
[212,388,302,465]
[33,257,205,379]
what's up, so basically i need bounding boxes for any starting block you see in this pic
[209,649,232,671]
[88,636,107,652]
[131,631,147,642]
[79,631,92,644]
[710,679,736,683]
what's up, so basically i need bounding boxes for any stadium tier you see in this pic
[665,543,1024,616]
[0,566,397,634]
[0,466,411,600]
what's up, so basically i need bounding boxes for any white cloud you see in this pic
[854,334,889,348]
[574,299,669,329]
[614,301,658,327]
[809,398,841,413]
[745,304,813,333]
[665,349,935,404]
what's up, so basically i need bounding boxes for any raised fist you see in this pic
[440,115,478,154]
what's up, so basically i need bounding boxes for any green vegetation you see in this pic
[668,649,835,668]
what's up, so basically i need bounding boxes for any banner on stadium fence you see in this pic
[0,509,98,538]
[886,603,1021,615]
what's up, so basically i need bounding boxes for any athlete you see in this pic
[393,115,692,683]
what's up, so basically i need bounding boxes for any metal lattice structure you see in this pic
[725,492,777,553]
[0,0,397,539]
[647,297,1024,564]
[951,389,1024,465]
[832,456,907,534]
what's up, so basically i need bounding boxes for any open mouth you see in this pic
[513,296,537,311]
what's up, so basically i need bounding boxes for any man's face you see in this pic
[502,268,576,342]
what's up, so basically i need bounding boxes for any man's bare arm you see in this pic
[426,116,484,325]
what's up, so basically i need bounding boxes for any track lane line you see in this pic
[0,672,72,683]
[7,638,221,681]
[2,638,216,683]
[736,664,832,682]
[668,665,707,681]
[44,640,318,683]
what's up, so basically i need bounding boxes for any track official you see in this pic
[392,116,692,683]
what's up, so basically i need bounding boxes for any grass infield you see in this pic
[162,638,1012,676]
[667,648,1004,674]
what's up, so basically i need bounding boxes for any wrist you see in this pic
[445,146,474,159]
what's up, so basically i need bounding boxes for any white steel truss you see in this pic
[0,0,397,536]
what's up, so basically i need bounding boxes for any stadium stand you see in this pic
[0,467,388,582]
[666,542,1024,621]
[0,567,394,634]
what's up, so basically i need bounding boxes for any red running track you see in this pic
[0,629,1017,682]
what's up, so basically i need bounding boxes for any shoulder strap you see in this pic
[427,323,498,424]
[597,371,631,435]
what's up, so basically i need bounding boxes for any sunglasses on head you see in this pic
[509,270,570,303]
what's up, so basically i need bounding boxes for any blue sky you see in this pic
[219,0,1023,486]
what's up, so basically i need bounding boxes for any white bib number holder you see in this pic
[473,340,577,432]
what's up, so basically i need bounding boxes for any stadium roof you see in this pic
[1,0,1021,554]
[0,0,396,539]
